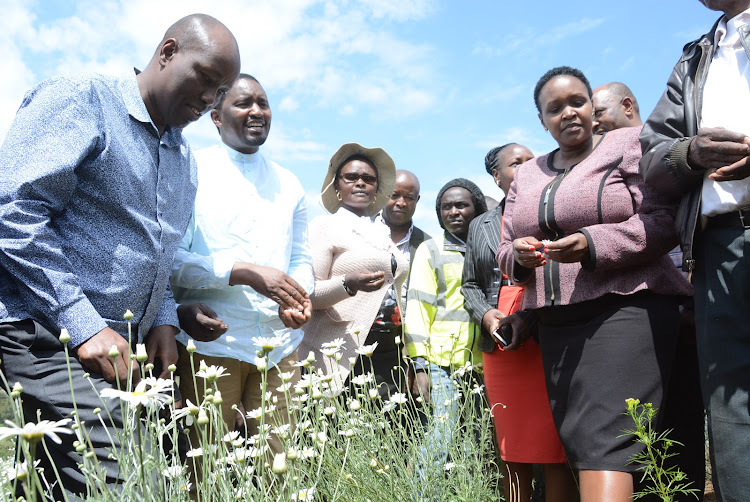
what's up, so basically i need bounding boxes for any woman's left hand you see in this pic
[544,233,590,263]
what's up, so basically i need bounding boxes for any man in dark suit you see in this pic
[462,143,533,351]
[379,169,430,307]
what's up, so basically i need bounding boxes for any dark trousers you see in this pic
[694,225,750,502]
[0,320,125,500]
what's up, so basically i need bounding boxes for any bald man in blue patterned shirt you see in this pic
[0,14,239,498]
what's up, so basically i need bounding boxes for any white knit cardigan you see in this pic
[299,208,408,377]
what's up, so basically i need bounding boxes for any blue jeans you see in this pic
[423,362,484,465]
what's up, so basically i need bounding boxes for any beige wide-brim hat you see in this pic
[320,143,396,217]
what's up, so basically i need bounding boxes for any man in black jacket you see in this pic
[640,1,750,499]
[379,169,430,306]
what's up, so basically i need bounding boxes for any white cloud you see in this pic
[357,0,434,22]
[0,0,442,141]
[473,17,606,58]
[278,96,299,112]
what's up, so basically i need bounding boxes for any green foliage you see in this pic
[622,398,700,502]
[0,335,501,501]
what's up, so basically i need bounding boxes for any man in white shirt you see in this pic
[171,74,313,454]
[377,169,430,307]
[641,1,750,499]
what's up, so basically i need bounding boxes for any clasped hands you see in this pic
[231,262,312,329]
[689,127,750,181]
[513,233,589,268]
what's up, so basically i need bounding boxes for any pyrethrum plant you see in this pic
[622,398,700,502]
[0,318,502,502]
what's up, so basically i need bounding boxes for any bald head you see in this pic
[382,169,421,229]
[157,14,238,57]
[138,14,240,135]
[396,170,420,194]
[592,82,642,134]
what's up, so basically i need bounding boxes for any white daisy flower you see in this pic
[100,377,173,409]
[3,460,40,482]
[195,364,230,381]
[321,338,346,351]
[350,373,374,386]
[355,342,379,356]
[0,418,72,445]
[387,393,408,405]
[291,487,316,501]
[162,464,185,479]
[252,333,290,351]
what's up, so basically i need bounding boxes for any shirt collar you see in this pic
[121,68,183,146]
[375,213,414,247]
[224,143,262,163]
[443,230,466,253]
[715,7,750,48]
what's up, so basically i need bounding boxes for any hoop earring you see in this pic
[336,190,342,201]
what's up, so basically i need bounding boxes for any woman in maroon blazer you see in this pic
[496,66,693,502]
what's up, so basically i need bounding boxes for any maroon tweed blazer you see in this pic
[497,126,692,309]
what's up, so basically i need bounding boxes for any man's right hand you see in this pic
[689,127,750,176]
[74,327,138,384]
[230,263,309,311]
[177,303,228,342]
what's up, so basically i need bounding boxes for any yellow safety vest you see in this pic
[404,233,481,368]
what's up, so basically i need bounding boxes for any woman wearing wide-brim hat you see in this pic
[300,143,409,397]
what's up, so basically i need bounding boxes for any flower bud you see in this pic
[168,364,177,373]
[271,452,287,475]
[254,357,267,372]
[123,309,134,321]
[306,351,316,363]
[108,345,120,358]
[186,339,197,353]
[196,409,209,426]
[59,329,71,344]
[135,344,148,363]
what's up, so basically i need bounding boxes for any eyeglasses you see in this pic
[338,172,378,185]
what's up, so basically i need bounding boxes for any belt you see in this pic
[707,207,750,229]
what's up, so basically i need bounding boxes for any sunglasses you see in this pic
[338,172,378,185]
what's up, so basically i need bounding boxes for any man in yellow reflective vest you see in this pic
[405,178,487,464]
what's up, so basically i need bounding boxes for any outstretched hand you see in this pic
[177,303,228,342]
[230,263,310,311]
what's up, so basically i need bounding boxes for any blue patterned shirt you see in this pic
[0,71,197,347]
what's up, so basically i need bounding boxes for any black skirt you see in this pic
[536,292,679,471]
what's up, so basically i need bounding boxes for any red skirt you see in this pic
[483,338,566,463]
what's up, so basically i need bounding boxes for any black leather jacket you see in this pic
[639,17,737,274]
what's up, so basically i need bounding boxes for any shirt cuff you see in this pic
[213,255,236,286]
[412,356,429,372]
[58,297,109,348]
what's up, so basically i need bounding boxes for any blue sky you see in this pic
[1,0,720,237]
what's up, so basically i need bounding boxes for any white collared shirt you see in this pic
[171,145,314,365]
[701,7,750,216]
[376,215,414,306]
